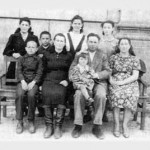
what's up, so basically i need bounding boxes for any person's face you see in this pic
[71,19,83,32]
[102,23,114,36]
[19,21,30,33]
[78,57,88,67]
[119,39,131,54]
[87,36,99,52]
[54,35,66,51]
[40,34,51,47]
[25,41,37,55]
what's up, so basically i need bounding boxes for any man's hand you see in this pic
[60,80,68,87]
[21,80,28,91]
[12,53,21,59]
[28,80,36,91]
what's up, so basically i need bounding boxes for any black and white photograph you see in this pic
[0,0,150,148]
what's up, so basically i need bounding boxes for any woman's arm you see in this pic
[116,70,139,86]
[3,34,14,56]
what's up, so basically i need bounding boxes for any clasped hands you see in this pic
[109,76,125,88]
[59,80,68,87]
[21,80,36,91]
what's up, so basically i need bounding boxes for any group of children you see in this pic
[15,30,95,135]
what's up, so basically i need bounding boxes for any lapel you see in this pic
[88,50,102,70]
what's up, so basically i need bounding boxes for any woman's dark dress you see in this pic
[42,46,72,106]
[3,32,39,80]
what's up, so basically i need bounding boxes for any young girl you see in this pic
[69,53,94,105]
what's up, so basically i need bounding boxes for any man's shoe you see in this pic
[28,121,36,134]
[71,125,82,138]
[43,125,53,138]
[92,124,105,140]
[16,121,23,134]
[54,126,62,139]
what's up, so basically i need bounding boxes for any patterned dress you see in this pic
[109,54,141,112]
[69,64,94,91]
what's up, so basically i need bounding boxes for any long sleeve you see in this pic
[3,34,14,56]
[17,57,24,82]
[97,54,112,80]
[33,57,43,83]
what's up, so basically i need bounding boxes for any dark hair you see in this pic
[54,33,66,43]
[68,15,84,33]
[40,31,51,39]
[101,20,115,28]
[101,20,115,35]
[77,52,89,63]
[87,33,100,41]
[14,17,33,34]
[115,38,135,56]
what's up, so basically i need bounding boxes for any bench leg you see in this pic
[133,112,138,121]
[0,105,1,124]
[3,106,7,117]
[140,112,146,130]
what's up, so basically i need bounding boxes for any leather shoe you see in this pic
[92,124,105,140]
[113,131,120,137]
[44,125,53,138]
[54,126,62,139]
[16,121,23,134]
[28,121,35,134]
[72,125,82,138]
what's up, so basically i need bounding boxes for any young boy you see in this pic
[36,31,51,117]
[37,31,52,58]
[69,52,95,105]
[16,40,43,134]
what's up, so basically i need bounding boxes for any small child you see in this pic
[69,53,95,105]
[16,40,43,134]
[37,31,52,58]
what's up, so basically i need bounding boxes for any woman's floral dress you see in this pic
[109,54,141,112]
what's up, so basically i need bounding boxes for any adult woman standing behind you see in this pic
[3,17,39,84]
[42,33,72,139]
[109,38,140,138]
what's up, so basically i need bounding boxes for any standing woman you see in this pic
[99,20,118,58]
[99,20,118,122]
[109,38,140,138]
[42,33,72,139]
[65,15,87,60]
[3,17,39,84]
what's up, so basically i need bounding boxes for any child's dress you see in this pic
[70,64,94,91]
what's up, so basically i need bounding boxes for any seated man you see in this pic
[69,33,111,140]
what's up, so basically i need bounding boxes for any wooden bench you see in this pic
[0,56,150,130]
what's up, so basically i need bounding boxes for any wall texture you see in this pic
[0,9,149,91]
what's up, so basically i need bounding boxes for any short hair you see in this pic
[101,20,115,28]
[87,33,100,41]
[77,52,89,63]
[40,31,51,39]
[54,33,66,43]
[68,15,84,33]
[26,40,37,47]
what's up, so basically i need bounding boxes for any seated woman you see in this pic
[109,38,141,138]
[42,33,72,139]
